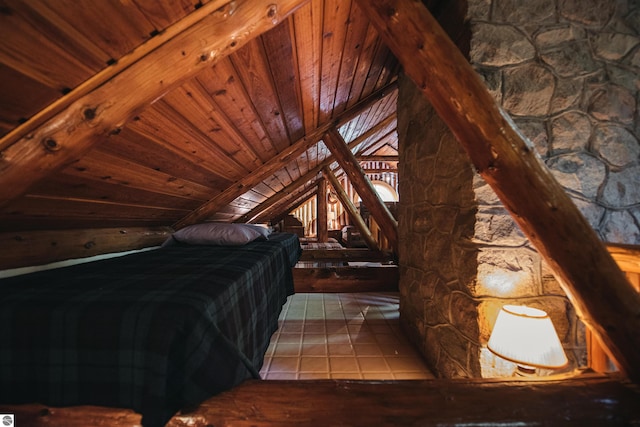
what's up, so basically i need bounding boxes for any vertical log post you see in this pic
[323,167,379,251]
[323,128,398,251]
[356,0,640,382]
[317,177,329,242]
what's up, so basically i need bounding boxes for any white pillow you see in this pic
[172,223,264,246]
[243,223,272,239]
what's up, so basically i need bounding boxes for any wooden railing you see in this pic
[587,243,640,372]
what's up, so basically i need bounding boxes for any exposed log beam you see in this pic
[323,128,398,251]
[0,0,229,153]
[361,167,397,173]
[238,161,331,224]
[237,172,321,224]
[0,227,172,270]
[257,186,318,225]
[299,249,393,262]
[357,0,640,382]
[293,265,398,292]
[323,167,379,251]
[607,243,640,275]
[356,155,398,162]
[0,0,310,208]
[173,83,398,229]
[254,181,319,224]
[354,128,399,158]
[316,177,328,242]
[3,375,638,426]
[348,114,397,152]
[237,113,398,225]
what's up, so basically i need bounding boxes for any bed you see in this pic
[0,229,301,427]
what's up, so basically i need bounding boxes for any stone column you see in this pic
[398,0,639,378]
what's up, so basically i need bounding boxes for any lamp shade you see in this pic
[487,305,568,369]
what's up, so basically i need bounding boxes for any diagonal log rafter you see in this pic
[323,128,398,251]
[323,166,379,250]
[258,186,318,225]
[239,172,323,224]
[172,83,398,229]
[0,0,311,208]
[237,113,397,225]
[356,0,640,383]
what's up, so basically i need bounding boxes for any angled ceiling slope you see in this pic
[0,0,403,232]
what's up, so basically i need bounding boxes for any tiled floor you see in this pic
[260,292,435,380]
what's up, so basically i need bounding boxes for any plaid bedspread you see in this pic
[0,233,300,426]
[267,231,303,266]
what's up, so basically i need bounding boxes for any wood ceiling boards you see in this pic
[0,0,400,232]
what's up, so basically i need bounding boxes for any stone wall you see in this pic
[397,74,481,377]
[470,0,640,243]
[398,0,639,378]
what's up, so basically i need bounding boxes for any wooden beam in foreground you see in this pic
[0,0,230,154]
[3,375,638,426]
[0,0,309,207]
[357,0,640,382]
[323,128,398,251]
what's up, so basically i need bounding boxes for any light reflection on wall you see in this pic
[478,271,522,296]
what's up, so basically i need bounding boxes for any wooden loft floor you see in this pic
[294,246,397,293]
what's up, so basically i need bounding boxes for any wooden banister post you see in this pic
[323,167,379,251]
[317,177,328,242]
[322,128,398,251]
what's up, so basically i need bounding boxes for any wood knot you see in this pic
[83,107,97,120]
[84,241,95,249]
[385,6,397,18]
[39,408,50,417]
[42,138,61,152]
[267,4,277,22]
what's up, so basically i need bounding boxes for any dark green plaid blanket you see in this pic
[0,233,300,426]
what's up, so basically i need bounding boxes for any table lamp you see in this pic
[488,305,568,376]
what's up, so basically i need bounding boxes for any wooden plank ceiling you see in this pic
[0,0,412,232]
